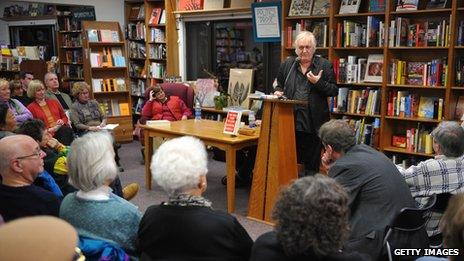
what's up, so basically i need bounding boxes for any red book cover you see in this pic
[286,26,292,48]
[178,0,204,11]
[149,8,162,25]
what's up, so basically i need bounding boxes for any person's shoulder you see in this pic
[27,185,61,203]
[255,231,278,244]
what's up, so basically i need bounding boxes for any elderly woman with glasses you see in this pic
[0,79,32,125]
[0,103,17,139]
[60,132,142,255]
[138,136,253,260]
[251,175,369,261]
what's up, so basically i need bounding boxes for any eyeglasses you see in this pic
[297,45,313,51]
[16,148,45,160]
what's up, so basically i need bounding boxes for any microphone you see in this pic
[284,56,301,86]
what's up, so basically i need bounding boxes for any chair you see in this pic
[383,194,437,261]
[429,192,453,248]
[160,82,195,111]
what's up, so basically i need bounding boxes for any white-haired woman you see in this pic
[59,132,142,255]
[138,136,253,260]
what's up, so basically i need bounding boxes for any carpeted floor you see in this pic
[117,141,273,240]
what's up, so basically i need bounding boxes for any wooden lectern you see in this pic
[248,98,307,223]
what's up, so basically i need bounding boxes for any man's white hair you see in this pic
[151,136,208,195]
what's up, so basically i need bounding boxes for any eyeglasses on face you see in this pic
[15,148,45,160]
[297,45,313,51]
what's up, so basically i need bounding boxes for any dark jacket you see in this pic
[250,231,371,261]
[275,55,338,132]
[329,144,428,259]
[138,204,253,261]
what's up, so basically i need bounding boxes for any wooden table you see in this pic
[141,119,259,213]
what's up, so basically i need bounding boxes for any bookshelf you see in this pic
[124,0,178,119]
[281,0,462,163]
[81,21,133,142]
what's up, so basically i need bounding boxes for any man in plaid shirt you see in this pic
[397,121,464,239]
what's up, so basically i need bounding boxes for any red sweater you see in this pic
[27,99,69,128]
[141,96,192,121]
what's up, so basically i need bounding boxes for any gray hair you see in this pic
[44,72,57,84]
[318,119,356,153]
[272,174,350,257]
[151,136,208,195]
[67,132,118,192]
[26,80,45,99]
[431,121,464,157]
[294,31,317,53]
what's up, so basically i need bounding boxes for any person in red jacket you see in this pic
[141,85,192,121]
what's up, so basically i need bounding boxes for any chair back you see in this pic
[432,192,452,213]
[160,83,195,110]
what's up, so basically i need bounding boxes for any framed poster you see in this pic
[251,2,281,42]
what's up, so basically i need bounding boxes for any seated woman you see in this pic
[138,136,253,260]
[26,80,74,145]
[69,81,124,171]
[0,103,16,138]
[9,79,30,106]
[250,175,369,261]
[0,79,32,125]
[60,132,142,255]
[141,84,192,122]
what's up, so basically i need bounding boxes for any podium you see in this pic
[248,98,307,223]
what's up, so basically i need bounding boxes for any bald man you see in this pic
[44,72,73,110]
[0,135,61,222]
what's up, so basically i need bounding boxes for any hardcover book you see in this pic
[369,0,385,12]
[87,29,99,42]
[396,0,419,11]
[339,0,361,14]
[178,0,204,11]
[426,0,450,9]
[311,0,330,15]
[364,54,384,83]
[149,8,162,25]
[288,0,313,16]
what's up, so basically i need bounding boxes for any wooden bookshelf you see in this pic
[81,21,133,142]
[281,0,463,159]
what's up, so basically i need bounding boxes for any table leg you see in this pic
[144,131,154,190]
[225,147,236,213]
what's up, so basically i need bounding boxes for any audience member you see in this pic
[251,174,369,261]
[18,71,33,106]
[138,136,253,260]
[0,103,16,138]
[60,132,142,255]
[26,79,74,145]
[44,72,73,110]
[0,216,79,261]
[0,135,61,222]
[397,121,464,239]
[319,119,427,259]
[9,79,30,106]
[0,79,32,124]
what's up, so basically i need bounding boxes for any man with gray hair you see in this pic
[319,119,427,260]
[44,72,73,110]
[0,134,61,222]
[397,121,464,240]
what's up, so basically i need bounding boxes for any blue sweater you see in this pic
[60,193,142,253]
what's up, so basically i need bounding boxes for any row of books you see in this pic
[456,57,464,87]
[149,44,166,60]
[129,62,146,78]
[90,47,126,68]
[457,21,464,46]
[331,88,381,116]
[390,58,447,86]
[126,22,146,40]
[389,18,449,47]
[285,19,328,48]
[387,90,443,119]
[99,99,130,117]
[58,17,80,31]
[130,79,146,97]
[128,42,146,59]
[92,78,127,93]
[150,28,165,43]
[287,0,329,17]
[133,97,144,115]
[128,5,144,20]
[333,56,367,84]
[150,62,165,79]
[87,29,120,43]
[391,125,433,155]
[62,35,82,47]
[346,118,380,148]
[62,64,83,79]
[64,50,82,64]
[396,0,450,11]
[335,16,384,48]
[148,8,166,26]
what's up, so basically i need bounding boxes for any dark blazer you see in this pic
[275,55,338,131]
[250,231,371,261]
[138,204,253,261]
[329,144,428,259]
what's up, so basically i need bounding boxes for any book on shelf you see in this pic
[129,41,146,59]
[178,0,204,11]
[134,97,144,114]
[137,5,145,20]
[151,28,166,42]
[204,0,225,10]
[149,62,166,79]
[149,44,166,60]
[126,22,146,40]
[457,21,464,46]
[364,54,383,83]
[62,64,83,79]
[311,0,329,15]
[149,8,162,25]
[339,0,361,14]
[456,57,464,87]
[366,16,382,47]
[390,58,447,86]
[87,29,120,43]
[288,0,313,16]
[454,96,464,121]
[159,9,166,25]
[369,0,385,12]
[128,6,141,20]
[418,96,437,119]
[90,47,125,68]
[396,0,419,11]
[425,0,450,9]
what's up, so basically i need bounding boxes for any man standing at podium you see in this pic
[274,31,338,175]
